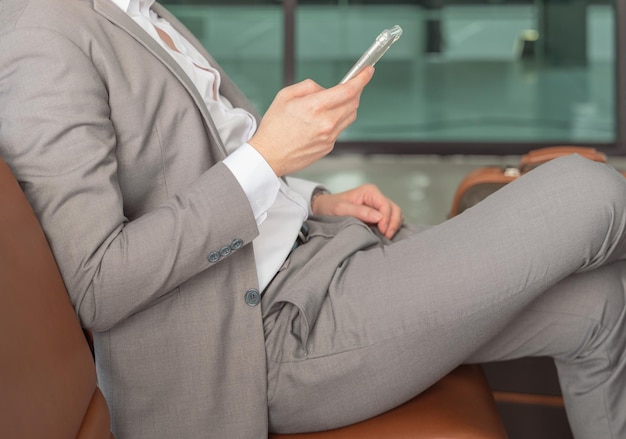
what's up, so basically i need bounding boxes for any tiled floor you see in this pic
[295,153,626,226]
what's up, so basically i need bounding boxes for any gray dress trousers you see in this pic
[263,155,626,439]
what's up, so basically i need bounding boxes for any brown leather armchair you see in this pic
[0,158,114,439]
[271,364,509,439]
[0,157,507,439]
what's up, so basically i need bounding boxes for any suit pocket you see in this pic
[262,216,380,353]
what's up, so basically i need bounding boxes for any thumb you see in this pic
[345,203,384,224]
[284,78,325,98]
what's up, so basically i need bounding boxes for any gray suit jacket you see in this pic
[0,0,272,437]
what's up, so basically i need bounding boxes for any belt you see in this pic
[291,223,310,252]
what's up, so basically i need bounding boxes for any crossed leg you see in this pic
[265,155,626,438]
[468,261,626,438]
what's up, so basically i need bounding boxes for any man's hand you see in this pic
[311,184,404,239]
[248,67,374,177]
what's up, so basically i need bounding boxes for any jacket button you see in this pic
[208,251,221,263]
[231,239,244,250]
[220,245,232,257]
[244,289,261,307]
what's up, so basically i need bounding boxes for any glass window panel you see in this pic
[295,0,617,145]
[164,0,619,149]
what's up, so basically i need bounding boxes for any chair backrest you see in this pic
[0,158,113,439]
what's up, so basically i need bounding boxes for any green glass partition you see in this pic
[164,0,622,153]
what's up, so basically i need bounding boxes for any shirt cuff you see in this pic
[223,143,281,223]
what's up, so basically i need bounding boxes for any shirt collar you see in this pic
[110,0,131,12]
[110,0,155,16]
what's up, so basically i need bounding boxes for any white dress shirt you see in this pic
[112,0,321,290]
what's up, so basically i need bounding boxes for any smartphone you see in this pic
[339,25,403,84]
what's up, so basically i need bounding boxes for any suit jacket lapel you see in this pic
[152,3,263,123]
[92,0,229,157]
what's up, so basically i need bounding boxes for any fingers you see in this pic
[327,185,404,239]
[355,184,404,239]
[313,184,404,239]
[320,66,375,110]
[378,200,404,239]
[280,78,325,97]
[341,198,402,239]
[342,66,376,89]
[302,67,374,143]
[279,65,372,103]
[365,193,402,238]
[342,202,384,225]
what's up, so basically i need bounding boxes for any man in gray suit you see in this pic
[2,0,626,438]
